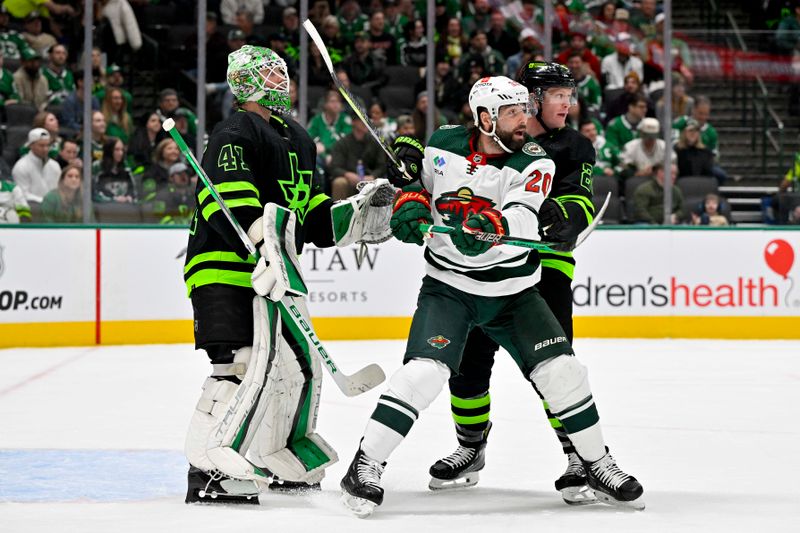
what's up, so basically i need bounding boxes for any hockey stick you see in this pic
[302,19,415,183]
[419,192,611,253]
[163,118,385,397]
[419,223,560,252]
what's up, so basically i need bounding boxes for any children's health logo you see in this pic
[764,239,797,307]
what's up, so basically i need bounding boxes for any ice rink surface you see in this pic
[1,338,799,533]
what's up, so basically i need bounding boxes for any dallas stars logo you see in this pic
[278,152,312,223]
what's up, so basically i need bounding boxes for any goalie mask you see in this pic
[468,76,531,154]
[227,45,290,113]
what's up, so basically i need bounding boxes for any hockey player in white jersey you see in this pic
[339,76,644,517]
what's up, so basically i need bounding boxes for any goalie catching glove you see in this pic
[386,136,424,187]
[390,190,433,246]
[450,209,508,257]
[331,178,397,246]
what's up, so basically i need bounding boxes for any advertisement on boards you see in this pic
[0,229,95,323]
[573,230,800,316]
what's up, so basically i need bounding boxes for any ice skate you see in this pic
[428,442,487,490]
[340,448,386,518]
[554,452,597,505]
[185,466,260,504]
[584,450,644,510]
[268,475,322,493]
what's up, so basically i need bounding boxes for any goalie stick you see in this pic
[420,192,611,252]
[163,118,385,397]
[302,19,415,183]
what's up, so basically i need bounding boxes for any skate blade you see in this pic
[594,490,645,511]
[428,472,479,491]
[561,485,598,506]
[341,492,377,518]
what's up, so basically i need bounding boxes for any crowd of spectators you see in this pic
[0,0,797,226]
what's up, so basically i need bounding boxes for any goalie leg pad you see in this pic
[331,178,397,246]
[185,297,279,484]
[247,298,338,482]
[529,355,605,462]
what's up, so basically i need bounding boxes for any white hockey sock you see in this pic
[361,358,450,462]
[529,354,605,462]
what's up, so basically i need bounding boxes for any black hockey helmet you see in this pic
[516,61,576,92]
[516,61,577,131]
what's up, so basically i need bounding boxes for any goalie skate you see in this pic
[554,452,597,506]
[584,450,645,511]
[185,466,260,505]
[340,448,385,518]
[428,443,486,491]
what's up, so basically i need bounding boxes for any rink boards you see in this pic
[0,226,799,346]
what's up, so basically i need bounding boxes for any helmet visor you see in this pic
[542,87,578,106]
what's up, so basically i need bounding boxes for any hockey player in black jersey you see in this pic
[182,45,394,504]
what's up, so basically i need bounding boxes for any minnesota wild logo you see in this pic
[435,188,495,227]
[427,335,451,349]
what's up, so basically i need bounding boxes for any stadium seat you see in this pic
[3,125,29,166]
[384,65,422,87]
[594,194,622,224]
[592,174,619,198]
[378,85,416,115]
[5,103,38,126]
[676,176,718,200]
[94,202,143,224]
[623,175,650,222]
[304,85,326,116]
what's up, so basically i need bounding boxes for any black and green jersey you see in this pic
[42,67,75,105]
[535,126,596,280]
[0,29,33,61]
[184,110,334,296]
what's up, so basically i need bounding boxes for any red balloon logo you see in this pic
[764,239,795,279]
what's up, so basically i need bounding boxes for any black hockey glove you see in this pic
[450,209,508,257]
[386,135,424,187]
[538,198,570,241]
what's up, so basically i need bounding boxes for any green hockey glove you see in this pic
[390,190,432,246]
[450,209,508,257]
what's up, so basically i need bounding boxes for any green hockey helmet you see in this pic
[227,45,290,113]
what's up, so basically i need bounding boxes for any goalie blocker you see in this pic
[185,205,338,504]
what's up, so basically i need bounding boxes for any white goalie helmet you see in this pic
[227,45,290,113]
[468,76,531,152]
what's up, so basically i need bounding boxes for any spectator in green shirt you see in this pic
[307,89,352,164]
[101,86,133,144]
[672,95,727,184]
[94,64,132,113]
[0,49,19,106]
[41,163,83,223]
[42,43,73,105]
[0,7,35,61]
[606,93,647,149]
[632,162,685,224]
[567,52,602,117]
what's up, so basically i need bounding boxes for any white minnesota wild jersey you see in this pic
[420,125,555,296]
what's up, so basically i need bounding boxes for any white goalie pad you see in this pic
[331,178,397,246]
[246,297,338,482]
[249,204,308,301]
[186,297,279,484]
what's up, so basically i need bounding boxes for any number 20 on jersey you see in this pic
[525,170,552,196]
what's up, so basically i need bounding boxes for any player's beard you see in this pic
[495,123,527,151]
